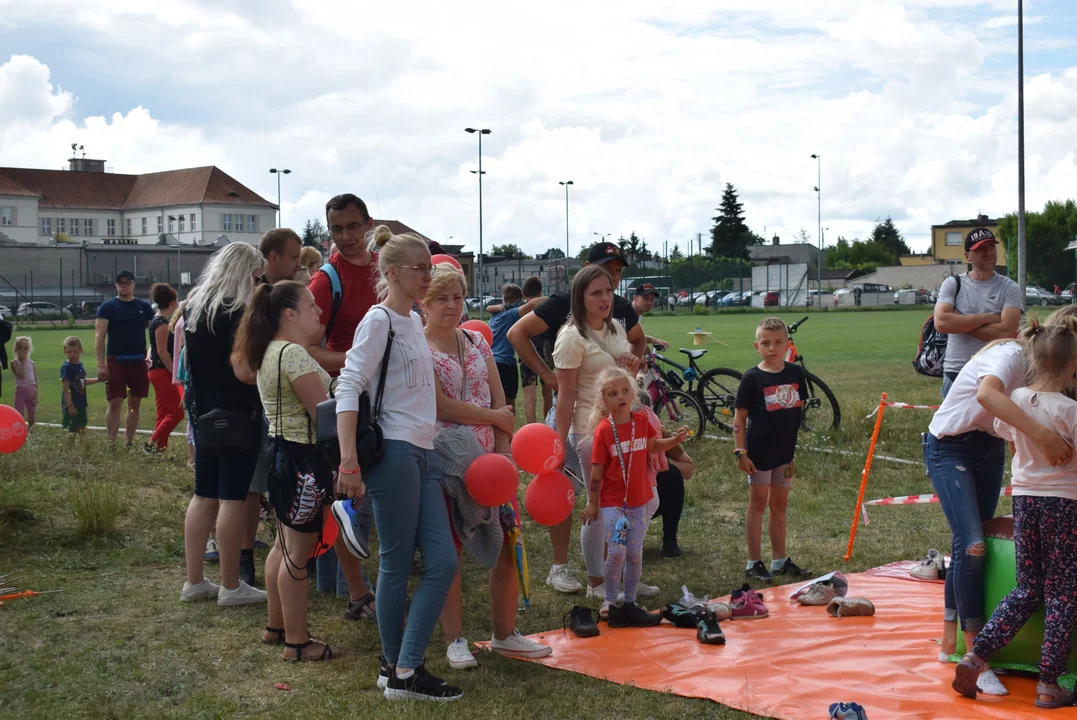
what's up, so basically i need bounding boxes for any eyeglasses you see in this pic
[329,221,369,238]
[396,264,433,276]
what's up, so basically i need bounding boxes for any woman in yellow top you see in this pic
[235,280,340,662]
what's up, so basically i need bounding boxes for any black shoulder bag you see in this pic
[316,308,395,470]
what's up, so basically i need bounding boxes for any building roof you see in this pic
[0,166,275,210]
[932,216,1000,229]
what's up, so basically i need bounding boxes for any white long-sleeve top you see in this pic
[335,304,437,450]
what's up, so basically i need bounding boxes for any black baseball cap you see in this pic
[964,227,997,253]
[587,241,630,267]
[634,283,659,297]
[115,270,135,283]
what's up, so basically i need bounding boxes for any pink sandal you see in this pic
[1035,681,1074,709]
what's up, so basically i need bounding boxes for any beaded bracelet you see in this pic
[338,466,361,475]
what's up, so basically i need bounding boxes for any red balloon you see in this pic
[465,453,520,507]
[525,471,576,526]
[460,319,493,347]
[311,505,339,558]
[0,405,27,454]
[511,423,565,474]
[432,254,463,271]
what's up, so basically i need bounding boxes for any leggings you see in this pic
[564,433,606,578]
[973,495,1077,685]
[602,505,648,603]
[148,368,184,450]
[653,466,684,546]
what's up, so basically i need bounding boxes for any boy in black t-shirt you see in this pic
[733,317,813,583]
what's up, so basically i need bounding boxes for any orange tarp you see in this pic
[506,572,1077,719]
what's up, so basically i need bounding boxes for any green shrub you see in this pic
[71,483,124,536]
[692,305,711,316]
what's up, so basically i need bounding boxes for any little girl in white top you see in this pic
[11,336,37,429]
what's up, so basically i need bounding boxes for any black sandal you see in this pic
[282,638,339,662]
[262,627,285,645]
[343,592,377,622]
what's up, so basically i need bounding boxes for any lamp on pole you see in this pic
[269,168,291,228]
[465,127,491,316]
[559,181,573,289]
[811,153,822,310]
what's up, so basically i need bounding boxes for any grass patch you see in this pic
[70,482,124,537]
[0,310,971,717]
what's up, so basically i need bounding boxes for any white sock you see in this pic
[771,557,788,571]
[977,668,1008,696]
[395,668,415,680]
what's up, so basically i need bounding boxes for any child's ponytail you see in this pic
[235,281,305,371]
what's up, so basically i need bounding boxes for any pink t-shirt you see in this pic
[430,329,495,452]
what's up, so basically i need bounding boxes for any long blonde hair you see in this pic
[370,224,430,301]
[587,366,636,432]
[1022,313,1077,391]
[184,243,264,333]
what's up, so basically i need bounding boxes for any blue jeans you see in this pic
[940,371,959,399]
[316,493,374,596]
[923,431,1006,632]
[365,439,457,668]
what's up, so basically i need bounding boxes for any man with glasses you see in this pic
[95,270,155,444]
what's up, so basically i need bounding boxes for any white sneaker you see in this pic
[180,578,219,602]
[446,637,478,669]
[620,580,660,598]
[977,668,1009,696]
[217,580,267,606]
[490,630,552,659]
[546,565,583,594]
[910,549,942,581]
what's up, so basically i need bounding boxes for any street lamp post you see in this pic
[269,168,291,228]
[465,127,491,316]
[811,153,822,310]
[560,181,573,292]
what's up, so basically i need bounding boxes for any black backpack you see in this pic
[912,276,960,378]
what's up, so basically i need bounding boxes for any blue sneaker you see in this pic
[331,499,370,559]
[829,701,868,720]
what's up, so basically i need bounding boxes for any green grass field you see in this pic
[0,307,979,719]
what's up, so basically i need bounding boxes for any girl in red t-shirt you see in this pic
[583,367,687,626]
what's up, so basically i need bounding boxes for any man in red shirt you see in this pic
[305,193,380,622]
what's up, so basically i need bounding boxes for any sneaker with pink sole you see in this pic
[729,583,768,619]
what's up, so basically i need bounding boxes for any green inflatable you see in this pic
[953,533,1077,677]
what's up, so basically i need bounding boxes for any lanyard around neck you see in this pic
[608,414,636,508]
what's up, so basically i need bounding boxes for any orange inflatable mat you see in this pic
[501,572,1077,719]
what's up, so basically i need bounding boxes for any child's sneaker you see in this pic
[744,560,773,582]
[490,630,552,659]
[607,601,663,628]
[773,557,812,578]
[730,584,768,619]
[331,499,370,559]
[796,581,840,606]
[661,602,703,628]
[563,605,599,637]
[826,597,875,618]
[446,637,477,669]
[179,578,219,602]
[910,549,943,581]
[696,610,726,645]
[829,701,869,719]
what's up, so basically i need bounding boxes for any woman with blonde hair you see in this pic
[179,242,268,607]
[926,304,1077,696]
[295,246,323,285]
[332,226,462,701]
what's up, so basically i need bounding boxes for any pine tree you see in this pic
[670,244,683,261]
[709,183,752,259]
[870,217,910,260]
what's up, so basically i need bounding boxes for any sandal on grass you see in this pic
[1035,681,1074,709]
[343,592,377,622]
[282,638,340,662]
[262,626,318,645]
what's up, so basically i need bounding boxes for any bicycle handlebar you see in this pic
[788,316,809,334]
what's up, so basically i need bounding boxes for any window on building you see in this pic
[126,218,132,236]
[71,218,80,235]
[223,214,232,232]
[141,217,148,235]
[945,231,962,246]
[84,218,93,235]
[168,216,175,233]
[41,217,52,236]
[247,214,256,233]
[107,218,116,236]
[57,218,65,234]
[178,215,185,232]
[1,207,13,226]
[190,213,197,232]
[157,216,163,234]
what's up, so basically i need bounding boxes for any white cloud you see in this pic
[0,0,1075,257]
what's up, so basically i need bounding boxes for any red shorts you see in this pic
[106,356,150,401]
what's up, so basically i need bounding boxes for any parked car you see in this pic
[0,305,13,319]
[720,290,751,307]
[17,302,73,320]
[1061,283,1075,301]
[1026,286,1063,306]
[752,290,779,307]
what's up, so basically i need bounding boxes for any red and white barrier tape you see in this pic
[866,486,1013,506]
[865,401,941,419]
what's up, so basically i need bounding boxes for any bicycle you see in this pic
[641,352,707,442]
[651,347,742,433]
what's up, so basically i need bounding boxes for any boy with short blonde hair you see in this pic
[733,317,812,582]
[61,336,98,433]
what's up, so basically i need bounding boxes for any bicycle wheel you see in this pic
[656,390,706,442]
[801,370,841,432]
[694,368,742,433]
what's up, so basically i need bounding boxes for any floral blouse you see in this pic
[430,328,495,452]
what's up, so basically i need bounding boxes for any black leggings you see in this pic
[653,466,685,545]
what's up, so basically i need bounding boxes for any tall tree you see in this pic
[795,228,812,243]
[998,200,1077,288]
[625,231,643,263]
[541,247,566,259]
[870,217,910,259]
[577,242,594,261]
[709,183,753,259]
[491,243,530,258]
[670,244,683,261]
[824,236,894,271]
[301,219,329,248]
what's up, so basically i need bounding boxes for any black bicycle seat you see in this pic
[679,349,708,359]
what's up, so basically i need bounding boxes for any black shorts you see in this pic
[520,361,539,388]
[192,404,264,502]
[265,438,333,533]
[496,361,519,402]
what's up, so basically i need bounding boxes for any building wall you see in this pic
[0,196,41,244]
[749,243,826,271]
[855,264,967,292]
[899,254,936,266]
[931,222,1006,266]
[201,205,275,245]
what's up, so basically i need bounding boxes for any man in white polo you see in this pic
[933,227,1023,398]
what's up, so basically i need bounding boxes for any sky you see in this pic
[1,0,1076,257]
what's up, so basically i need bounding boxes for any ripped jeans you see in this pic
[923,431,1006,633]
